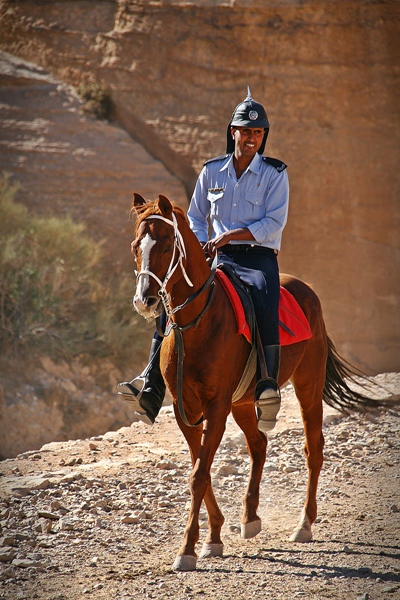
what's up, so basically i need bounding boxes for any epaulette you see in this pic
[204,154,230,166]
[262,156,287,172]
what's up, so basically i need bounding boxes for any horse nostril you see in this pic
[146,296,159,308]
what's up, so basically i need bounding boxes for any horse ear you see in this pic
[132,192,147,214]
[158,195,173,218]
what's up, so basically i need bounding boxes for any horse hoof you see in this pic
[290,509,313,542]
[172,554,197,571]
[199,542,224,559]
[290,526,313,543]
[241,519,262,539]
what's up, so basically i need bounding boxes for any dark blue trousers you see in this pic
[218,246,280,347]
[154,246,280,348]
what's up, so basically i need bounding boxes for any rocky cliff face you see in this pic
[0,1,399,374]
[0,51,180,457]
[0,50,187,273]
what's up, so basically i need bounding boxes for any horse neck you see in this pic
[168,214,211,325]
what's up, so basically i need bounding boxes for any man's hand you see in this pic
[203,228,255,258]
[203,233,229,258]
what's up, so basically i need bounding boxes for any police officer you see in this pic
[118,88,289,432]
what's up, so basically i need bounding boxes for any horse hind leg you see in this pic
[290,405,324,543]
[231,396,267,539]
[290,350,325,543]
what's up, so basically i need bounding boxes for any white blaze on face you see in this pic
[134,233,157,307]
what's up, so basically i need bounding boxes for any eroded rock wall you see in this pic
[0,51,182,457]
[0,0,399,373]
[0,51,187,272]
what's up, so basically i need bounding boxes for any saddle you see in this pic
[216,264,312,347]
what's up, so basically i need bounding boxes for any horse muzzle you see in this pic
[133,293,162,319]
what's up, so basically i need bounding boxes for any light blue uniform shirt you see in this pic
[187,153,289,251]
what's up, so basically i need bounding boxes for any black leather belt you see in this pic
[219,244,278,256]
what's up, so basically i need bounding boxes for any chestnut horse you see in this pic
[129,193,383,572]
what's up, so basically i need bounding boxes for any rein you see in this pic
[136,211,218,427]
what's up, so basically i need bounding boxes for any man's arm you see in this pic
[187,167,210,244]
[203,227,255,258]
[247,169,289,246]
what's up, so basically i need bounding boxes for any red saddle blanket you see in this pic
[216,269,312,346]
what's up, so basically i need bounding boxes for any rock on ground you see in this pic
[0,373,399,599]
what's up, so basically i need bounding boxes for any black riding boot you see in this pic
[117,338,166,425]
[254,344,281,433]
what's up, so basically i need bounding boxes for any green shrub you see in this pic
[0,173,149,366]
[78,82,114,120]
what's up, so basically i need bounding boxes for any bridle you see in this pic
[135,211,217,428]
[136,211,217,323]
[135,212,194,319]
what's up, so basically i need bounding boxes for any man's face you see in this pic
[231,126,265,158]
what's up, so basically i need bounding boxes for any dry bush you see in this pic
[0,173,149,368]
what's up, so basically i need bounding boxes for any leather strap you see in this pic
[170,281,216,428]
[156,253,218,427]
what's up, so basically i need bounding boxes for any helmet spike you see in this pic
[246,85,252,101]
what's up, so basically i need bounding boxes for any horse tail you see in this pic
[322,334,399,413]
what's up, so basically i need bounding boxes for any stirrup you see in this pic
[118,380,154,426]
[117,376,145,400]
[258,387,280,401]
[254,378,281,402]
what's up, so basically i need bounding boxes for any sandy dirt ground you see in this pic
[0,374,399,600]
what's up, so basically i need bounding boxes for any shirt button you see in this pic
[233,203,237,206]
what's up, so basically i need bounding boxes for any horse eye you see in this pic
[163,245,172,254]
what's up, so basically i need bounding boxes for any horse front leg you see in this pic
[199,483,225,559]
[172,406,227,571]
[232,397,267,539]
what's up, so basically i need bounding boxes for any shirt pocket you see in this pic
[245,192,265,220]
[207,190,225,218]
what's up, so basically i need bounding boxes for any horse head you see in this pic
[130,193,193,319]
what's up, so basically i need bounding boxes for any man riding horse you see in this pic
[118,88,289,432]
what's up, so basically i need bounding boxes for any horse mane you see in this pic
[132,199,188,235]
